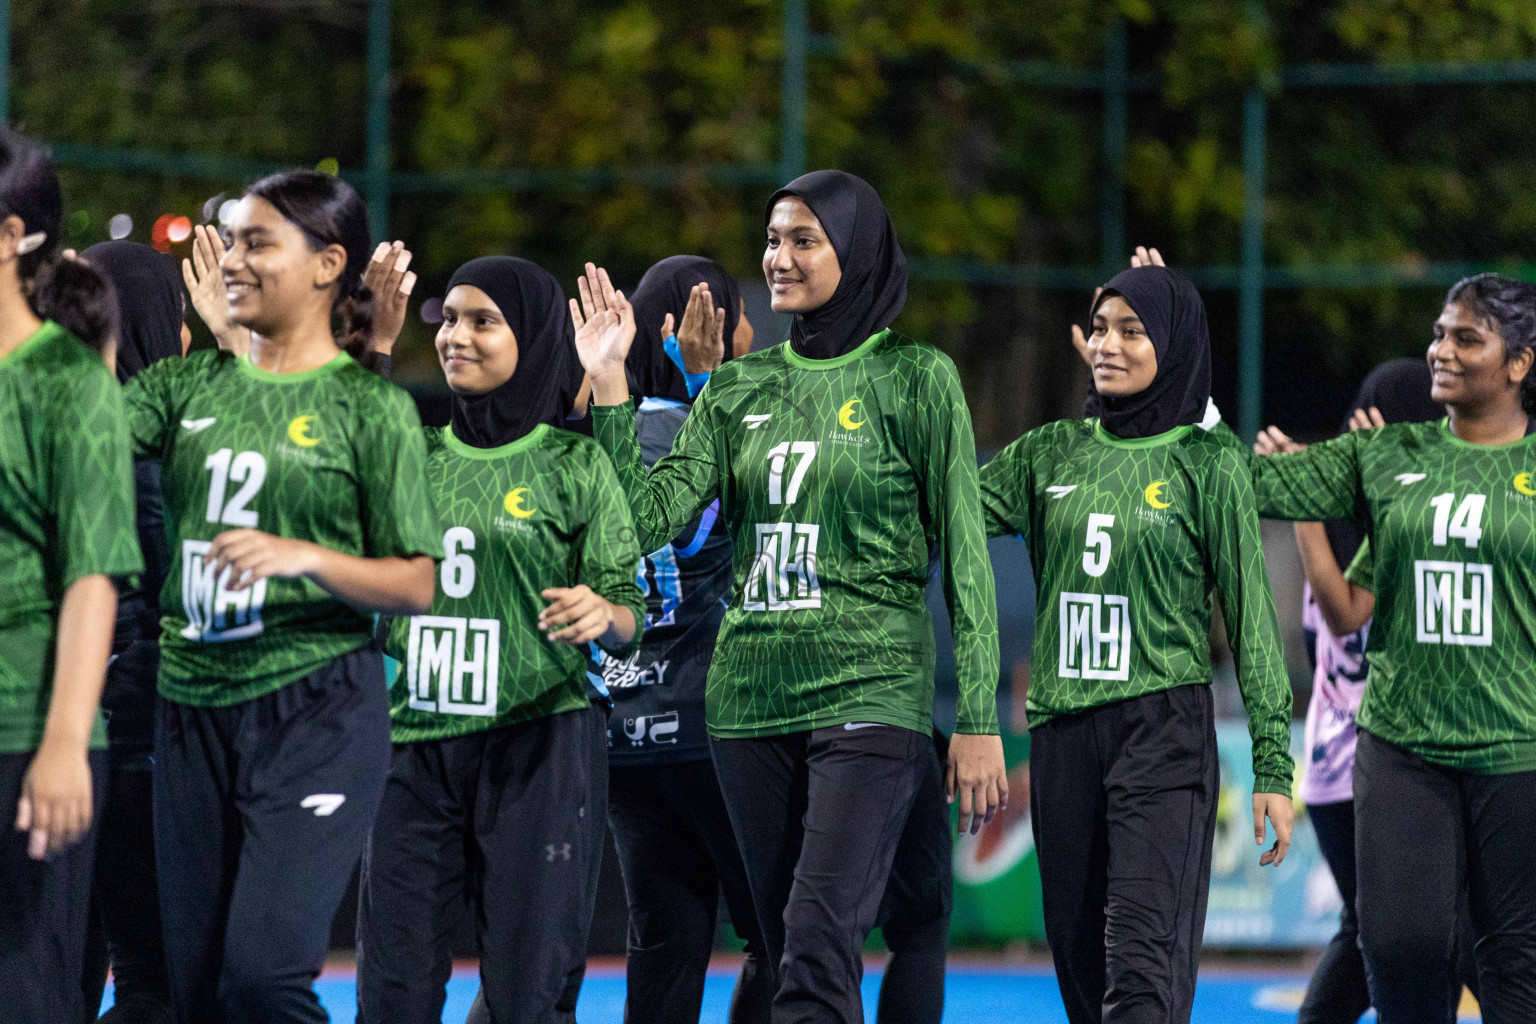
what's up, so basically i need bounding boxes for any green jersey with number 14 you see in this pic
[593,330,1000,738]
[384,424,645,743]
[1253,421,1536,774]
[125,349,442,706]
[980,418,1293,795]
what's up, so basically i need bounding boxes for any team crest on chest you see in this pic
[827,396,872,447]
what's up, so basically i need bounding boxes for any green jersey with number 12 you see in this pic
[125,349,442,706]
[593,330,1000,738]
[1253,421,1536,774]
[384,424,645,743]
[980,418,1293,795]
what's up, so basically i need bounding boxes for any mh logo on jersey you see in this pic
[286,415,321,448]
[1415,560,1493,647]
[503,487,536,519]
[622,711,679,748]
[406,615,503,716]
[1058,592,1131,681]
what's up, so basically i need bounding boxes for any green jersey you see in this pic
[0,323,142,753]
[125,349,442,707]
[593,330,999,738]
[384,424,645,743]
[980,418,1293,796]
[1252,421,1536,774]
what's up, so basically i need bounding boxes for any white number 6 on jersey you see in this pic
[442,526,477,598]
[1082,514,1115,577]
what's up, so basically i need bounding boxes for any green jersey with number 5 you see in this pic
[383,424,645,742]
[593,330,1000,739]
[125,349,442,706]
[1253,421,1536,774]
[980,418,1294,796]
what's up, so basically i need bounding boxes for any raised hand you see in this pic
[363,241,417,356]
[182,224,251,356]
[569,263,636,406]
[1348,406,1388,432]
[673,282,725,374]
[1254,425,1306,456]
[1130,245,1166,268]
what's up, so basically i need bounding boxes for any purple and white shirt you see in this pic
[1299,583,1371,805]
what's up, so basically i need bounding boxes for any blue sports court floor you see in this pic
[103,959,1485,1022]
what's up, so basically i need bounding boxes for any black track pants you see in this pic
[1029,685,1219,1024]
[711,723,926,1024]
[0,748,106,1024]
[357,708,596,1024]
[1354,730,1536,1024]
[155,647,390,1024]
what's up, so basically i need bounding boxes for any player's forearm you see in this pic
[589,366,630,408]
[598,604,638,653]
[305,549,435,615]
[1293,521,1374,635]
[593,401,711,553]
[44,575,116,748]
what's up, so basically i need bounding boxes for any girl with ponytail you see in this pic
[0,126,142,1022]
[122,168,443,1022]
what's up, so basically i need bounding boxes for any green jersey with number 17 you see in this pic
[384,424,645,743]
[593,330,1000,739]
[125,349,443,706]
[1253,421,1536,774]
[980,418,1294,796]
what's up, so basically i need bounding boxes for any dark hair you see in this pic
[1446,272,1536,415]
[0,126,117,352]
[244,169,376,368]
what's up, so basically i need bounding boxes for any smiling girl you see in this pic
[1251,273,1536,1024]
[979,265,1294,1024]
[356,256,642,1024]
[122,170,441,1024]
[576,169,1005,1022]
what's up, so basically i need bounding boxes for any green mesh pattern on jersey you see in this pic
[384,425,644,743]
[124,350,442,706]
[0,323,142,752]
[1254,422,1536,774]
[593,331,1000,738]
[981,418,1293,795]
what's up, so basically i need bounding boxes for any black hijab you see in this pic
[1323,357,1444,567]
[81,241,182,383]
[765,170,907,360]
[444,256,585,448]
[1090,266,1212,440]
[626,255,741,402]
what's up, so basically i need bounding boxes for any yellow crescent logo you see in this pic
[1144,480,1172,509]
[504,487,536,519]
[837,398,865,431]
[287,415,320,448]
[1515,472,1536,496]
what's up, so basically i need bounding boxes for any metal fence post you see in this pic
[1100,21,1128,281]
[0,0,11,125]
[365,0,391,243]
[780,0,808,182]
[1238,89,1267,441]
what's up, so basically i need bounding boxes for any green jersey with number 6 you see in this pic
[0,322,143,753]
[593,329,999,738]
[383,424,645,743]
[980,418,1294,796]
[1253,421,1536,774]
[125,349,442,706]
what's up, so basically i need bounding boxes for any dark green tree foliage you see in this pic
[13,1,1536,442]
